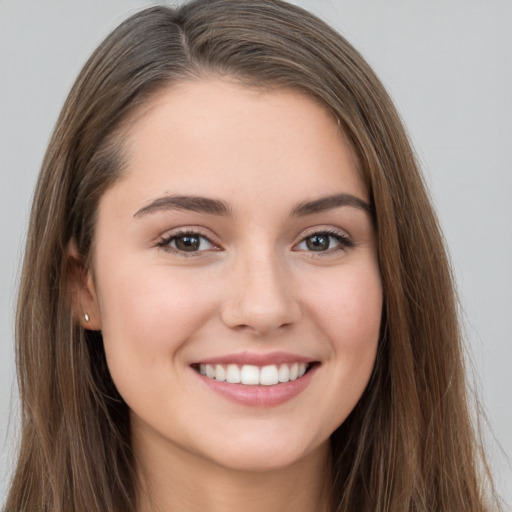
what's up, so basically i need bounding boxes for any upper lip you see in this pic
[191,351,316,367]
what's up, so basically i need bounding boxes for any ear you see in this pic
[67,240,102,330]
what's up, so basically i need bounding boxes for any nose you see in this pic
[220,249,301,337]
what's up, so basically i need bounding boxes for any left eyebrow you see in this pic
[290,193,373,217]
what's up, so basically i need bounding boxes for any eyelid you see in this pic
[293,226,354,254]
[156,227,222,256]
[154,225,353,257]
[298,225,351,240]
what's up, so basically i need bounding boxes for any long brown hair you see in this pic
[5,1,499,510]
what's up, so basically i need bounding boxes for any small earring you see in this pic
[84,313,90,322]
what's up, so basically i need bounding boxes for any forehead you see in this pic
[105,78,366,214]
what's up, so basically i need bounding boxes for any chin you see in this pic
[197,431,328,473]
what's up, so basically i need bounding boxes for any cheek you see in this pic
[95,263,218,385]
[325,268,382,414]
[295,262,382,436]
[308,265,383,351]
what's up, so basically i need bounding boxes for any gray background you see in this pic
[1,0,511,505]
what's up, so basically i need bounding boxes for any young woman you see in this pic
[4,1,502,510]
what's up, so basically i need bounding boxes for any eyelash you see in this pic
[156,228,353,257]
[295,229,354,255]
[157,230,218,258]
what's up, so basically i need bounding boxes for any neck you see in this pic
[134,428,332,512]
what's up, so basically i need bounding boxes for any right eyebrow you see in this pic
[133,195,233,218]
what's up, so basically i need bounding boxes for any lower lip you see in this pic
[195,365,317,407]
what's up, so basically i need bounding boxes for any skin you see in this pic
[73,79,382,512]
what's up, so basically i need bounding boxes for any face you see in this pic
[78,79,382,473]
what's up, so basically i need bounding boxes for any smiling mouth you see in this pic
[192,362,314,386]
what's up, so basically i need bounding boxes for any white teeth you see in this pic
[226,364,241,383]
[260,365,279,385]
[205,364,215,378]
[198,362,311,385]
[240,365,259,385]
[278,364,290,382]
[215,364,226,382]
[289,363,299,381]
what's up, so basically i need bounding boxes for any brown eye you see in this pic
[175,234,201,252]
[305,234,331,251]
[295,231,353,253]
[158,231,216,254]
